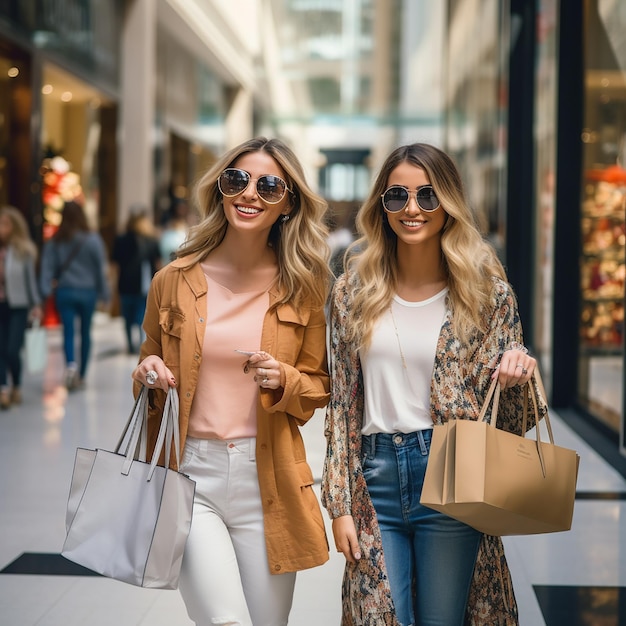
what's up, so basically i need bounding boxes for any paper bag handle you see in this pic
[478,373,551,478]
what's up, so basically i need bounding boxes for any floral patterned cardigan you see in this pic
[321,274,547,626]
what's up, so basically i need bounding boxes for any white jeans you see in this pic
[178,437,296,626]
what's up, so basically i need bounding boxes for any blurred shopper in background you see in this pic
[112,207,161,354]
[327,207,357,278]
[39,200,110,391]
[322,143,537,625]
[159,198,191,265]
[131,137,331,626]
[0,206,42,409]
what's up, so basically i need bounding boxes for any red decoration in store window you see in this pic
[40,155,84,328]
[586,164,626,184]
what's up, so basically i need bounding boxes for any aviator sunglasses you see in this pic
[381,185,440,213]
[218,168,292,204]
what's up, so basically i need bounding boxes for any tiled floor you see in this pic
[1,313,625,625]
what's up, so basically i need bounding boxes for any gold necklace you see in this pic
[389,304,408,370]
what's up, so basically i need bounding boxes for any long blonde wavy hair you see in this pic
[178,137,330,310]
[0,205,38,259]
[345,143,507,347]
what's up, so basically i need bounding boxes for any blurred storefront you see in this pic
[118,0,262,228]
[577,0,625,447]
[152,27,225,224]
[0,0,257,246]
[0,0,121,250]
[0,1,122,327]
[445,0,626,456]
[548,0,626,455]
[0,39,32,224]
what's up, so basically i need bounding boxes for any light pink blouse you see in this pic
[187,272,271,439]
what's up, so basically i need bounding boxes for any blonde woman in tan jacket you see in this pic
[131,138,330,626]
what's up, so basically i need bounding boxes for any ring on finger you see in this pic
[263,376,269,384]
[522,368,528,375]
[146,370,158,385]
[515,363,524,370]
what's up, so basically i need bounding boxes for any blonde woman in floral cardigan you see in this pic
[322,143,541,626]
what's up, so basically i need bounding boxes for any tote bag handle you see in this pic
[115,386,181,479]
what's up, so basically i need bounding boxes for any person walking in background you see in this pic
[112,207,161,354]
[326,206,357,278]
[39,200,110,391]
[0,206,42,409]
[131,137,331,626]
[322,143,537,626]
[159,198,191,265]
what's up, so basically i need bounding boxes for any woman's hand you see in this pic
[493,344,536,388]
[29,305,43,322]
[332,515,361,564]
[132,356,176,391]
[244,351,283,390]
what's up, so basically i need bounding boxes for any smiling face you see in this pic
[383,161,447,250]
[220,151,292,238]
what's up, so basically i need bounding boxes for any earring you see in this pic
[280,214,290,224]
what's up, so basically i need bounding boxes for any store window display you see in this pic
[41,156,84,230]
[580,169,625,349]
[578,0,626,432]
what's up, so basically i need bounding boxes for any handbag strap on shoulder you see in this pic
[54,237,85,282]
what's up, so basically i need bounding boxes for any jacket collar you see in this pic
[169,256,311,325]
[269,285,311,325]
[169,257,207,298]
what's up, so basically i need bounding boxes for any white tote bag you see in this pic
[25,320,47,373]
[62,387,195,589]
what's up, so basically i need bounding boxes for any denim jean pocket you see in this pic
[361,452,386,484]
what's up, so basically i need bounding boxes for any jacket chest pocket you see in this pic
[160,308,186,339]
[274,307,308,363]
[273,322,309,367]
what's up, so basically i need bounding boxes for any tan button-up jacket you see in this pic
[137,256,330,573]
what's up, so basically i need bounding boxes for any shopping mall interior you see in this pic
[0,1,625,624]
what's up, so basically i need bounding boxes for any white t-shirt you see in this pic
[361,288,448,435]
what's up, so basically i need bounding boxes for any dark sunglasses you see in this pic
[381,185,440,212]
[218,168,292,204]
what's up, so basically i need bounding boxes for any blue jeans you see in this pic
[362,431,481,626]
[119,293,146,353]
[0,302,28,388]
[54,287,97,379]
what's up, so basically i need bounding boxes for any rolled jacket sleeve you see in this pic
[260,303,329,423]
